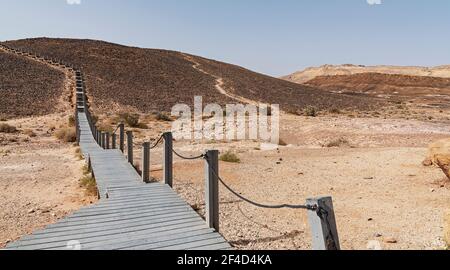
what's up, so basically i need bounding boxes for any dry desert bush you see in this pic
[54,127,76,143]
[0,123,17,133]
[220,151,241,163]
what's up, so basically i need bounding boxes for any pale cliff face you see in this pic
[282,64,450,84]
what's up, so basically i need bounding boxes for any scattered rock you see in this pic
[384,237,398,244]
[368,218,373,221]
[27,209,35,214]
[422,158,433,167]
[430,188,436,193]
[364,177,374,180]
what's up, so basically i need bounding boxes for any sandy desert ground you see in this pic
[0,114,96,248]
[121,113,450,250]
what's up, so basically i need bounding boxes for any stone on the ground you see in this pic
[427,139,450,180]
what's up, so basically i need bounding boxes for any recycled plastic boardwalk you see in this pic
[5,112,230,250]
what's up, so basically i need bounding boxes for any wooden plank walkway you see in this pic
[5,111,230,250]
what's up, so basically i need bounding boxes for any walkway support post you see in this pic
[93,126,97,143]
[119,123,125,153]
[102,132,106,149]
[112,134,117,149]
[106,133,110,150]
[205,150,219,232]
[306,197,340,250]
[142,142,150,183]
[163,132,173,187]
[97,130,101,146]
[127,131,133,164]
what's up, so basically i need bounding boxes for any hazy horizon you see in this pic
[1,0,450,76]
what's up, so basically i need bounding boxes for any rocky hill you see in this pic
[2,38,383,116]
[0,49,65,118]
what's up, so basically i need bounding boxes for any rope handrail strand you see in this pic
[171,146,205,160]
[112,124,121,135]
[206,159,316,211]
[150,134,164,149]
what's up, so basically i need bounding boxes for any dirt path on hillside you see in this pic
[0,46,74,115]
[182,54,260,105]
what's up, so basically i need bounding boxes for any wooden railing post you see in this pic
[93,126,97,143]
[112,134,117,149]
[119,123,125,153]
[163,132,173,187]
[205,150,219,232]
[127,131,133,164]
[97,130,101,146]
[102,132,106,149]
[142,142,150,183]
[106,133,110,149]
[306,197,340,250]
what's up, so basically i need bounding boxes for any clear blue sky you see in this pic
[1,0,449,76]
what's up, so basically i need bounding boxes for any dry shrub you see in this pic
[79,175,97,197]
[23,129,37,138]
[220,151,241,163]
[304,106,318,117]
[325,137,350,148]
[156,112,172,122]
[0,123,17,133]
[55,127,77,143]
[68,115,76,127]
[121,113,140,127]
[329,107,341,114]
[75,147,83,160]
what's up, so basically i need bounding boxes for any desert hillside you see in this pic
[305,73,450,111]
[283,64,450,84]
[0,50,65,118]
[2,38,383,116]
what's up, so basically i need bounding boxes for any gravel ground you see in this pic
[0,115,96,248]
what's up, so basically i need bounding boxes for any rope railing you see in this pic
[206,161,316,211]
[150,134,164,149]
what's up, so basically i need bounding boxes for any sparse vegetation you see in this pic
[79,175,97,197]
[117,112,149,129]
[325,137,350,148]
[121,113,140,127]
[82,164,91,175]
[55,127,77,143]
[220,151,241,163]
[68,115,75,127]
[0,123,17,133]
[304,106,318,117]
[329,107,341,114]
[156,112,172,122]
[75,147,83,160]
[23,129,36,138]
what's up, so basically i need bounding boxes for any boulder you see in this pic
[426,139,450,180]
